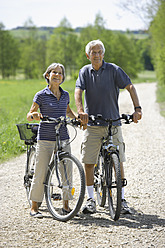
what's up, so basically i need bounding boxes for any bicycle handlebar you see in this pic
[41,116,81,127]
[88,114,133,125]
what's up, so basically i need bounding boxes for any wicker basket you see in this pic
[16,123,39,142]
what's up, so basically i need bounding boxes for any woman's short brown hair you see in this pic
[43,63,65,84]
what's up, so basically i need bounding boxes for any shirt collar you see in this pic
[44,85,64,95]
[90,60,106,72]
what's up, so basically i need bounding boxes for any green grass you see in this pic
[0,71,164,163]
[134,71,165,117]
[133,70,157,84]
[156,84,165,118]
[9,28,53,40]
[0,79,76,162]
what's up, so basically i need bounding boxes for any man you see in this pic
[75,40,142,214]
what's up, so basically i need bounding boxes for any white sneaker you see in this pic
[30,211,43,218]
[121,199,132,214]
[82,198,96,214]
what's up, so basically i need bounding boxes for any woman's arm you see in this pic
[27,102,42,121]
[66,105,78,119]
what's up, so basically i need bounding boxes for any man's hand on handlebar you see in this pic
[133,110,142,123]
[78,112,88,130]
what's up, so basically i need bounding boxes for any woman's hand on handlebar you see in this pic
[31,112,43,121]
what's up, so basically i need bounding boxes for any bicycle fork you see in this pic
[53,152,72,192]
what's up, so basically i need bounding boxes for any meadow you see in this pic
[0,70,164,163]
[0,79,76,162]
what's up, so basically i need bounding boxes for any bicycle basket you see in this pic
[16,123,39,142]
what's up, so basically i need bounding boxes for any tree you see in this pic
[78,14,141,78]
[136,38,154,70]
[108,33,142,78]
[119,0,160,28]
[0,23,20,78]
[19,19,46,79]
[77,13,108,68]
[46,18,80,76]
[118,0,165,83]
[150,1,165,84]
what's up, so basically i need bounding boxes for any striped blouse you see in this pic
[33,86,70,141]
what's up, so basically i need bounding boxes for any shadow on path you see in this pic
[69,208,165,229]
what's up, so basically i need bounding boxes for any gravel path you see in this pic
[0,82,165,248]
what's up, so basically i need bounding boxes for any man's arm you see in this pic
[125,83,142,123]
[75,88,88,125]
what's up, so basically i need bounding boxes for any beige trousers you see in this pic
[29,140,71,202]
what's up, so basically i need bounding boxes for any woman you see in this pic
[27,63,78,218]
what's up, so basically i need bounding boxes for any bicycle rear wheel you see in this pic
[94,152,106,207]
[24,145,42,208]
[24,146,36,207]
[45,153,85,222]
[107,153,122,221]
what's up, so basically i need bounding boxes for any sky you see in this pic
[0,0,147,31]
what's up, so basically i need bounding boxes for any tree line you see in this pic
[119,0,165,85]
[149,0,165,85]
[0,2,164,85]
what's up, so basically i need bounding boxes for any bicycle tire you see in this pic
[24,146,42,208]
[107,153,122,221]
[44,153,85,222]
[94,152,106,207]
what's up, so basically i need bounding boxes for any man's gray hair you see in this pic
[85,40,105,56]
[43,63,65,84]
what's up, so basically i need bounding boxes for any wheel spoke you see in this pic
[45,154,85,222]
[107,153,122,221]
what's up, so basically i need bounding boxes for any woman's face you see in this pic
[47,65,63,85]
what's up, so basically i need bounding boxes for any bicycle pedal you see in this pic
[122,178,127,187]
[51,193,62,200]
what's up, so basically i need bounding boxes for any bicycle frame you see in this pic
[24,142,36,188]
[90,113,133,156]
[91,114,133,220]
[42,116,80,192]
[42,116,85,221]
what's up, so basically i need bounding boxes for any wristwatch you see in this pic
[134,106,142,111]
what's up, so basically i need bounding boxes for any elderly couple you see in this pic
[27,39,142,218]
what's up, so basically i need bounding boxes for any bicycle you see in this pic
[16,122,39,207]
[16,116,85,222]
[88,114,133,221]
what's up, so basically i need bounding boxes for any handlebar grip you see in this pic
[121,114,133,123]
[40,116,48,121]
[71,118,81,126]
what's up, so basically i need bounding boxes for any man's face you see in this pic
[87,44,104,69]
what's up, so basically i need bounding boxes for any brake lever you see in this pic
[122,114,133,124]
[41,115,48,121]
[71,118,81,127]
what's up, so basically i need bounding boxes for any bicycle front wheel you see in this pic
[45,153,85,222]
[94,152,106,207]
[107,153,122,221]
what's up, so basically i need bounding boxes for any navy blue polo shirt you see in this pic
[33,86,69,141]
[76,61,132,126]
